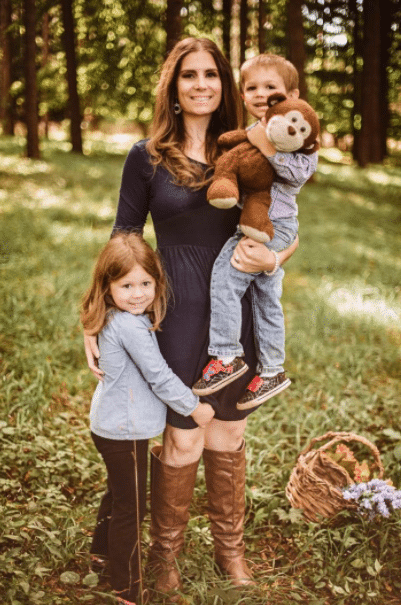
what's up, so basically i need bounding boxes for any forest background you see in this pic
[1,0,401,165]
[1,1,401,604]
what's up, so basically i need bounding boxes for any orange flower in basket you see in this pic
[335,444,357,462]
[354,460,370,483]
[329,444,358,478]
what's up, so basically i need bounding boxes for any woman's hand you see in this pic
[191,402,215,428]
[231,235,299,273]
[84,332,104,381]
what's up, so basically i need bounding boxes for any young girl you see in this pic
[81,231,214,605]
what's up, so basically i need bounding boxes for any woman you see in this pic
[85,37,297,599]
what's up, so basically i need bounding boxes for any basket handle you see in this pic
[299,431,384,478]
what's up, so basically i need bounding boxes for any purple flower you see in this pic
[342,479,401,520]
[361,499,372,510]
[377,501,390,517]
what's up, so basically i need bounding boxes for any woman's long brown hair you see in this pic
[146,37,243,189]
[80,232,168,335]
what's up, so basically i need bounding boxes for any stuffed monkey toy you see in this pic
[207,92,320,243]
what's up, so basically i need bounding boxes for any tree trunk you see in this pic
[258,0,266,54]
[222,0,232,61]
[60,0,83,153]
[357,0,382,166]
[23,0,40,158]
[165,0,182,55]
[286,0,307,100]
[239,0,248,65]
[0,0,13,135]
[350,0,362,158]
[379,0,393,160]
[42,11,50,138]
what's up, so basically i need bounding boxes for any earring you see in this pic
[173,100,182,115]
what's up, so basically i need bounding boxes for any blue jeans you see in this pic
[209,217,298,377]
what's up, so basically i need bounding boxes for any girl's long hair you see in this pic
[80,232,168,335]
[146,37,243,189]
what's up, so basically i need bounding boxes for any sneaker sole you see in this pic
[236,378,291,410]
[192,363,249,396]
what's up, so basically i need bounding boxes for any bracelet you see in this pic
[264,250,280,276]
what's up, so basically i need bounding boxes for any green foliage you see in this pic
[5,0,401,150]
[1,137,401,604]
[74,0,164,125]
[7,0,165,129]
[304,0,401,144]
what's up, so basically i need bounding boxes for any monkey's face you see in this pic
[266,110,313,152]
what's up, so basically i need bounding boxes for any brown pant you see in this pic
[91,432,148,603]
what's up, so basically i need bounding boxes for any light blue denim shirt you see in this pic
[246,121,318,220]
[90,310,199,440]
[267,151,318,220]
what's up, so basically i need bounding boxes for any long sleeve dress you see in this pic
[114,140,260,429]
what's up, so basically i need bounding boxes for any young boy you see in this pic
[192,54,318,409]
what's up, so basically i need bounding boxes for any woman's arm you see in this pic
[231,235,299,273]
[84,332,104,380]
[114,142,151,231]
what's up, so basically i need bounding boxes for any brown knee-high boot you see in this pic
[203,441,254,586]
[147,445,199,598]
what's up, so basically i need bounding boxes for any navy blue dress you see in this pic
[114,140,260,429]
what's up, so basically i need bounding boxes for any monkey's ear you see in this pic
[267,92,287,107]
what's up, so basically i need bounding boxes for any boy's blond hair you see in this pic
[240,54,299,94]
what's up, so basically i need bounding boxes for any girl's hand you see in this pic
[84,332,104,381]
[191,402,215,428]
[231,235,299,273]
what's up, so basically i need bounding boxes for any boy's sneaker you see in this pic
[192,357,249,395]
[236,372,291,410]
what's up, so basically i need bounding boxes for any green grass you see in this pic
[1,136,401,605]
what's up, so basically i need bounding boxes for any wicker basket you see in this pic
[285,431,384,522]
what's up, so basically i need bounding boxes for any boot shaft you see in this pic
[203,442,254,585]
